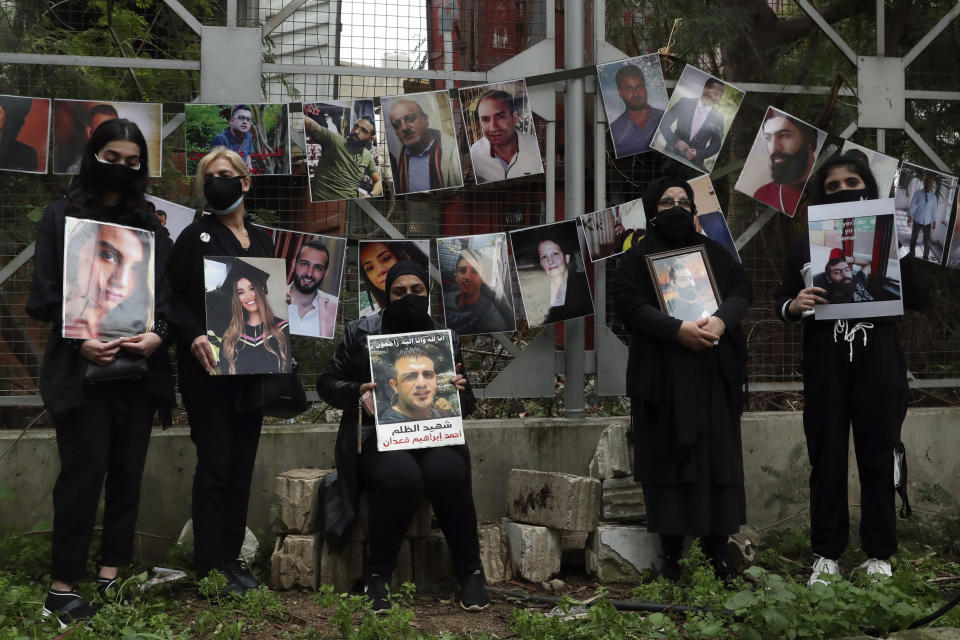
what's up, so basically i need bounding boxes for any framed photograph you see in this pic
[892,161,958,266]
[596,54,668,158]
[203,256,292,375]
[809,198,904,320]
[645,245,721,322]
[437,232,516,335]
[302,99,383,202]
[0,95,51,173]
[580,197,647,261]
[358,239,431,318]
[53,99,163,176]
[734,106,827,217]
[185,103,291,176]
[367,329,464,452]
[62,217,155,339]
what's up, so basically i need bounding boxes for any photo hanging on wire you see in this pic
[302,99,383,202]
[357,239,432,318]
[437,233,516,335]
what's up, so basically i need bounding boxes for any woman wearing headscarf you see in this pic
[611,176,753,584]
[317,261,490,613]
[27,118,174,626]
[773,151,930,585]
[167,147,275,594]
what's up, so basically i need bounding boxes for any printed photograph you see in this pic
[0,95,50,173]
[358,239,431,318]
[144,195,195,243]
[597,54,668,158]
[892,161,958,266]
[381,91,464,194]
[945,198,960,269]
[650,65,745,174]
[734,106,827,217]
[580,197,647,261]
[203,256,292,375]
[62,217,155,340]
[509,219,594,327]
[303,99,383,202]
[437,233,515,335]
[808,198,904,320]
[186,103,291,176]
[841,140,899,198]
[645,246,721,322]
[53,99,162,176]
[258,227,347,339]
[689,174,740,262]
[459,79,544,184]
[368,329,465,452]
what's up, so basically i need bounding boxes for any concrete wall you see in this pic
[2,409,958,562]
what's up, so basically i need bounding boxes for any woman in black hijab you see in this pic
[611,176,753,583]
[316,261,490,613]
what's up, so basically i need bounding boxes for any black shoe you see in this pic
[96,576,129,604]
[202,568,247,598]
[363,574,390,613]
[660,555,681,582]
[224,559,260,591]
[458,569,490,612]
[710,558,738,588]
[42,589,97,629]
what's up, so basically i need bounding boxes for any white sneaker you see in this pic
[859,558,892,579]
[807,556,840,586]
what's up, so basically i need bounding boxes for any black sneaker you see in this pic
[42,589,97,629]
[710,558,738,588]
[224,559,260,591]
[96,576,126,604]
[363,573,390,613]
[458,569,490,612]
[201,568,246,598]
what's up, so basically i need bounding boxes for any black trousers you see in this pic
[802,323,906,560]
[51,382,155,584]
[358,441,481,578]
[182,375,262,575]
[910,222,932,260]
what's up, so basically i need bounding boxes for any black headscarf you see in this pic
[643,176,704,250]
[381,260,434,333]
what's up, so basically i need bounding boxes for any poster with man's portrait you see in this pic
[185,103,291,176]
[367,329,464,452]
[437,233,516,335]
[52,99,163,176]
[459,79,544,184]
[580,197,646,261]
[645,246,721,322]
[650,65,745,174]
[381,91,464,194]
[734,107,827,217]
[892,161,958,266]
[597,54,668,158]
[689,174,740,263]
[509,219,594,327]
[203,256,293,375]
[256,226,347,339]
[0,95,50,174]
[303,99,384,202]
[808,198,903,320]
[841,140,899,198]
[144,195,196,243]
[358,239,431,318]
[62,217,155,339]
[945,198,960,269]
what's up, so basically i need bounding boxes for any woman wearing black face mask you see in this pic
[317,261,490,613]
[26,118,174,626]
[611,176,753,585]
[166,147,275,594]
[773,151,930,585]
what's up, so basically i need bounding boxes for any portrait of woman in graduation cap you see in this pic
[212,257,291,375]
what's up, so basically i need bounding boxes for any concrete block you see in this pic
[588,424,632,479]
[586,525,662,583]
[411,533,455,594]
[560,530,589,550]
[319,539,364,593]
[272,469,333,535]
[506,469,601,531]
[478,523,512,584]
[270,534,320,590]
[502,518,562,583]
[601,477,646,522]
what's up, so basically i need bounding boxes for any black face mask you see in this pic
[93,159,138,192]
[651,206,697,239]
[387,293,429,329]
[204,176,245,214]
[821,188,869,205]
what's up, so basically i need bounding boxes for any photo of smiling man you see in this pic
[381,91,463,194]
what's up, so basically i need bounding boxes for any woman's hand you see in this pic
[191,335,218,374]
[787,286,828,316]
[451,363,467,391]
[703,315,725,339]
[79,338,127,366]
[359,381,377,395]
[121,332,163,358]
[676,318,719,351]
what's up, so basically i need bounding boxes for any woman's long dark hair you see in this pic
[65,118,158,231]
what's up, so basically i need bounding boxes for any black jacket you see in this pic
[25,198,175,419]
[316,311,475,545]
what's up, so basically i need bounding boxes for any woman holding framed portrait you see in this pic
[611,176,752,585]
